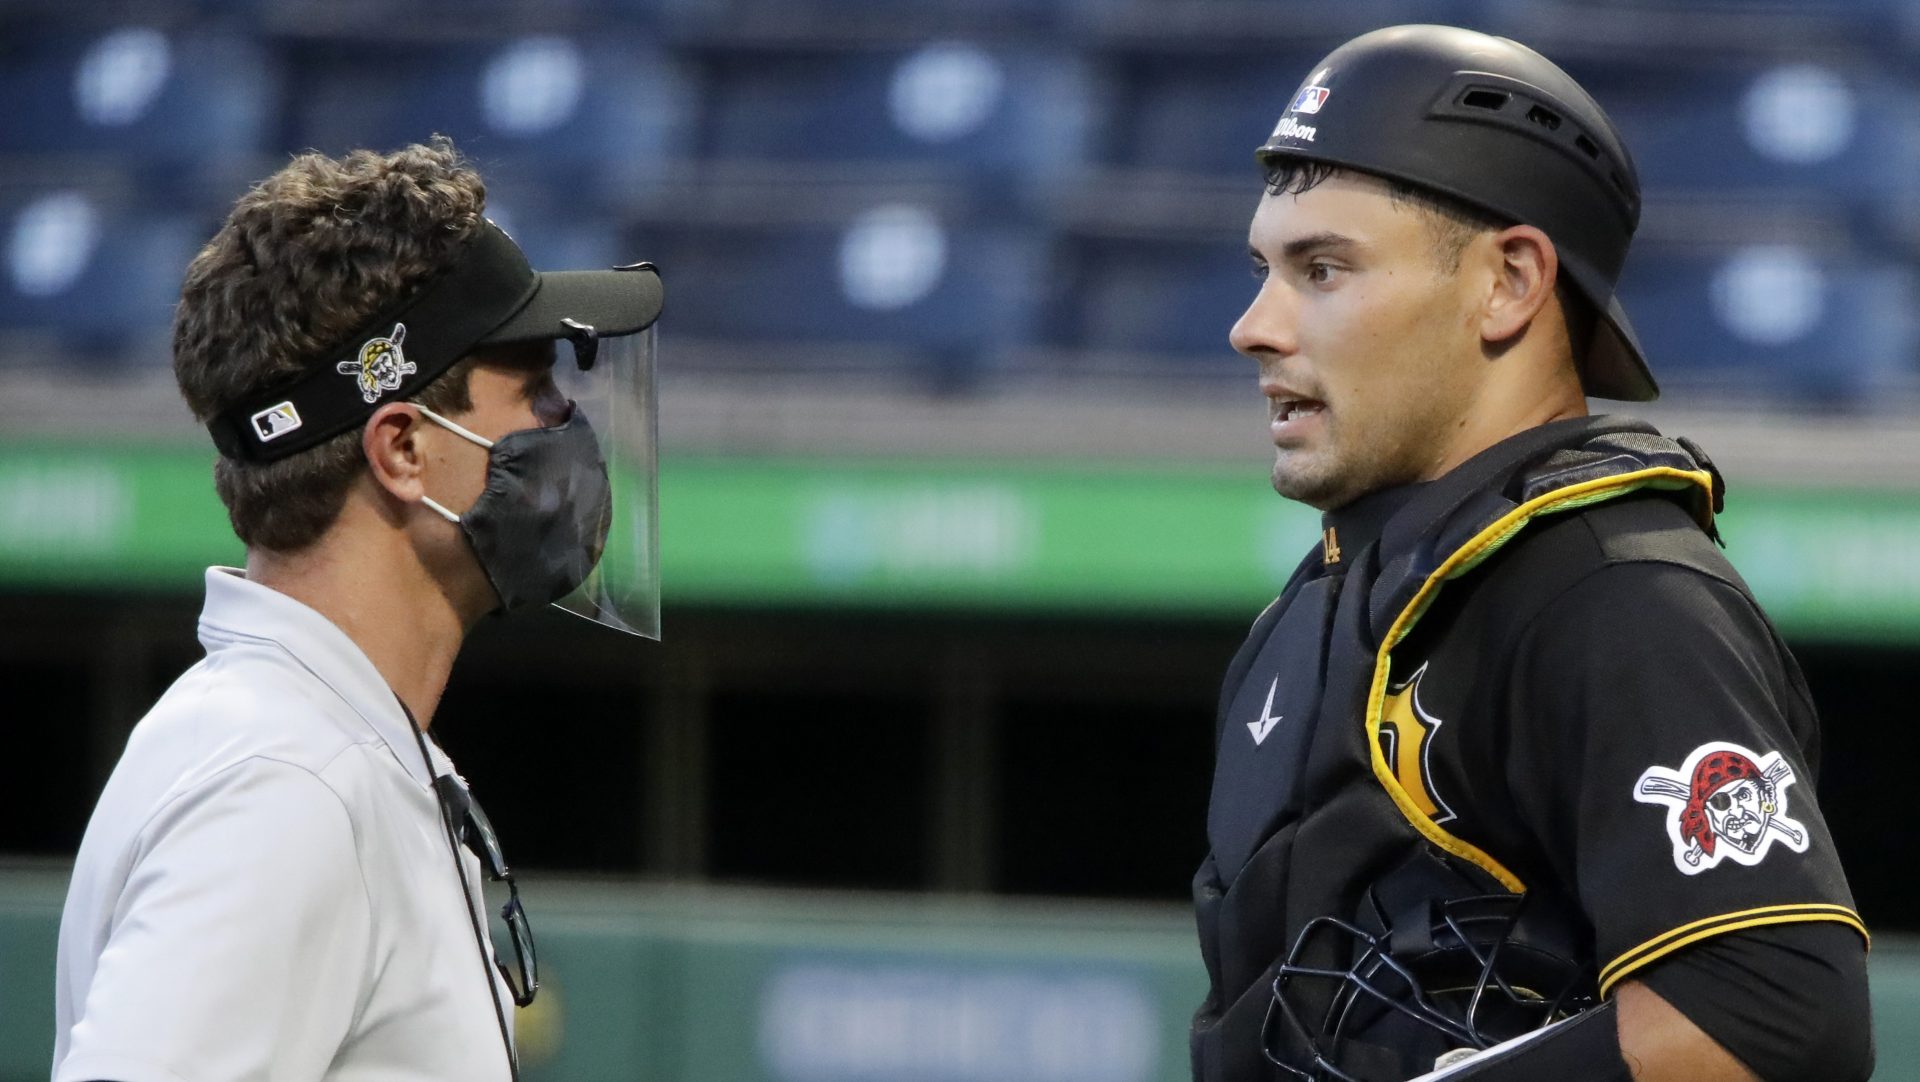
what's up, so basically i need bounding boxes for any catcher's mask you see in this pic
[1261,861,1597,1081]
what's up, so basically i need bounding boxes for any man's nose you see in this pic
[1229,284,1298,361]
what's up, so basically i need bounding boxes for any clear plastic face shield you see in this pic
[550,320,661,639]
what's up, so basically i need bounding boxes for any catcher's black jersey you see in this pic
[1193,417,1869,1082]
[1373,493,1864,997]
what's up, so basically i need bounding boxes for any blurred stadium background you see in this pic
[3,0,1920,1078]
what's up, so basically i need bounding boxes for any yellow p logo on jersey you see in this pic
[1378,662,1455,824]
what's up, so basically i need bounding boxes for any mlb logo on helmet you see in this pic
[1290,85,1331,115]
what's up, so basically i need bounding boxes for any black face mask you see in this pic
[418,406,614,612]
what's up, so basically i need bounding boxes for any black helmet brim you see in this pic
[1559,248,1659,402]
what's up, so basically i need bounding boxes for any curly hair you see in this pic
[173,137,488,552]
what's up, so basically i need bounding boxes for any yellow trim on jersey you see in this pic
[1598,903,1870,997]
[1364,466,1716,894]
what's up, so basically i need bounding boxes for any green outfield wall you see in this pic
[3,442,1920,642]
[4,866,1915,1081]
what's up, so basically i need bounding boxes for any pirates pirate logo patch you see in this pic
[338,323,416,404]
[1634,741,1809,875]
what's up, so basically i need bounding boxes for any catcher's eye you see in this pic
[1709,792,1731,811]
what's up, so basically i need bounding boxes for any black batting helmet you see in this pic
[1258,25,1657,402]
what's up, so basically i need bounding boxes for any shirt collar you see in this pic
[196,567,453,788]
[1318,481,1428,571]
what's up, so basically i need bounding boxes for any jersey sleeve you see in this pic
[1504,560,1867,999]
[1638,920,1872,1082]
[55,757,375,1082]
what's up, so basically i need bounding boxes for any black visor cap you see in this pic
[207,221,662,463]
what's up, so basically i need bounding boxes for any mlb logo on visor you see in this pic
[250,402,303,442]
[1290,86,1331,114]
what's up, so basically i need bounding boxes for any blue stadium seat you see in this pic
[1046,234,1252,364]
[664,0,1060,37]
[696,44,1090,191]
[479,179,630,276]
[1073,0,1488,50]
[1564,56,1920,231]
[210,0,666,28]
[1089,50,1328,178]
[628,198,1043,381]
[0,184,202,364]
[0,24,276,170]
[1617,239,1917,401]
[1562,0,1912,33]
[288,34,693,199]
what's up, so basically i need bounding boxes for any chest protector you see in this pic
[1191,418,1719,1082]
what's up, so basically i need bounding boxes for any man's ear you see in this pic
[1479,224,1559,351]
[362,403,428,504]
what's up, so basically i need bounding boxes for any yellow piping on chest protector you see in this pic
[1363,466,1717,894]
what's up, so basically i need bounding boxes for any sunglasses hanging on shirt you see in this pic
[433,775,539,1008]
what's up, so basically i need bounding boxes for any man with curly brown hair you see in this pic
[51,139,662,1082]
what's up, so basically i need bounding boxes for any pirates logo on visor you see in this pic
[337,323,417,404]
